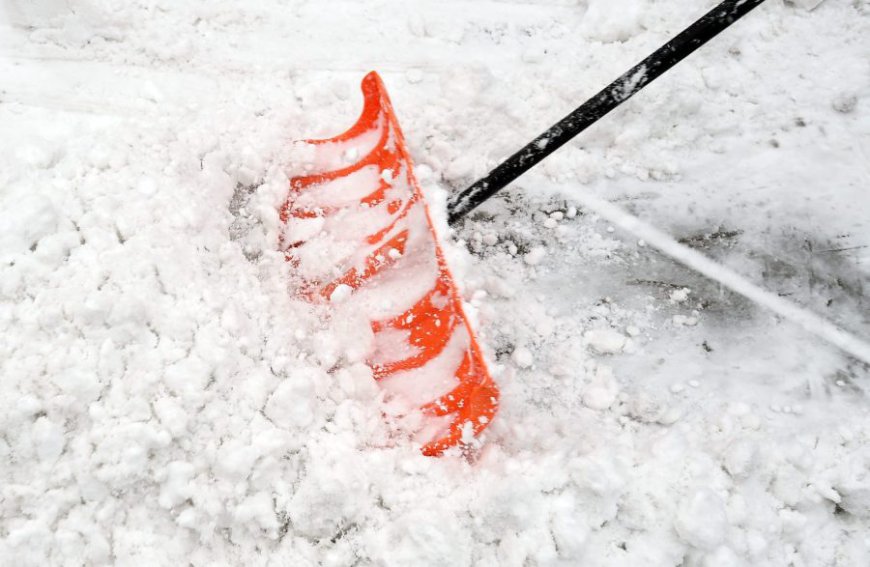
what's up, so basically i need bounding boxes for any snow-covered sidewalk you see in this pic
[1,1,868,565]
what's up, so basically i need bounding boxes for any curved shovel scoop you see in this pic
[280,72,498,456]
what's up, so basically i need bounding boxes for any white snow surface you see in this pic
[2,0,869,566]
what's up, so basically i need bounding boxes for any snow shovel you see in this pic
[281,0,770,456]
[281,73,498,456]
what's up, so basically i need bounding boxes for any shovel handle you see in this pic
[447,0,769,225]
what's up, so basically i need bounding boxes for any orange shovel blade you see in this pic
[281,72,498,456]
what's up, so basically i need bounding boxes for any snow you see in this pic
[523,245,547,265]
[511,346,534,368]
[2,0,870,566]
[582,0,644,43]
[674,488,728,551]
[584,327,628,354]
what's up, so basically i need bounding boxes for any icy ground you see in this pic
[2,0,869,565]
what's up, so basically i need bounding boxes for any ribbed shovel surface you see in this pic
[280,72,498,456]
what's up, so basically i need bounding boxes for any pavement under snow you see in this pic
[1,0,868,565]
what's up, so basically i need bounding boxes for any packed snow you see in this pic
[2,0,869,565]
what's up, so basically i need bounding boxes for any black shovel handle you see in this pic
[447,0,769,225]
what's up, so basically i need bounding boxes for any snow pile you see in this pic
[2,0,869,565]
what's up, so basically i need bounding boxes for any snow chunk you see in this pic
[215,438,260,482]
[674,488,727,550]
[581,0,644,43]
[264,369,320,430]
[584,328,627,354]
[511,346,534,369]
[723,440,758,478]
[158,461,195,509]
[0,193,58,260]
[839,482,870,520]
[32,417,65,464]
[329,283,353,303]
[669,287,691,303]
[582,365,619,410]
[153,397,189,438]
[234,491,280,532]
[550,505,589,559]
[523,246,547,266]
